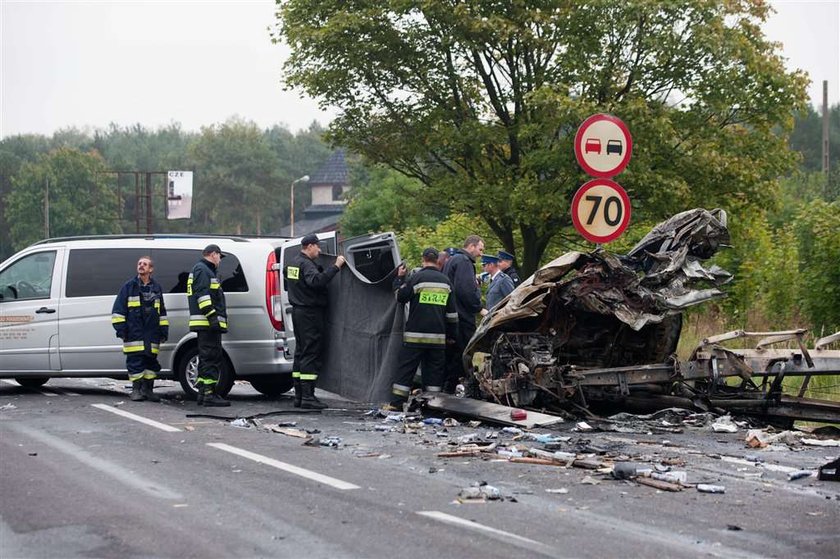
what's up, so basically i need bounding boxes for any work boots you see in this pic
[140,379,160,402]
[293,379,302,408]
[197,384,230,407]
[129,380,144,401]
[300,381,327,410]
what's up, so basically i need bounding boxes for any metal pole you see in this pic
[822,80,830,175]
[290,180,295,237]
[135,172,141,233]
[44,178,50,238]
[145,172,153,234]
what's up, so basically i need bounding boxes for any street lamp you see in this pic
[290,175,309,237]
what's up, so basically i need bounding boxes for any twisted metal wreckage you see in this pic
[461,209,840,425]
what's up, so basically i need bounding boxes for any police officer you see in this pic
[112,256,168,402]
[442,234,484,393]
[481,254,515,313]
[389,247,458,408]
[188,244,230,406]
[497,250,521,287]
[286,234,346,409]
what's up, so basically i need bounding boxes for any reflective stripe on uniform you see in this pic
[413,282,451,293]
[127,296,140,308]
[111,313,126,324]
[128,371,144,381]
[123,341,144,353]
[142,370,157,380]
[392,383,410,396]
[159,315,169,326]
[426,386,442,392]
[196,378,218,386]
[403,331,446,345]
[446,312,458,322]
[189,314,210,327]
[210,279,220,289]
[292,371,300,379]
[198,295,212,309]
[299,373,318,381]
[150,343,160,354]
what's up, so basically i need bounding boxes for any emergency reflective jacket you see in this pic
[285,252,340,307]
[394,266,458,347]
[187,258,228,332]
[111,276,169,355]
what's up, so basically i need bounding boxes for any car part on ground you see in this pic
[464,209,840,424]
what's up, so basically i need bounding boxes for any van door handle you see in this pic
[36,307,56,314]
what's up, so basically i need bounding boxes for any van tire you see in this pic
[247,376,294,398]
[15,377,49,389]
[176,345,235,400]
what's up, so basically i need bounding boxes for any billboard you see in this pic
[166,171,193,220]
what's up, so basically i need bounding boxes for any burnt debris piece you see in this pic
[463,208,840,424]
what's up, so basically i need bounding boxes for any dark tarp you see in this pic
[315,254,405,403]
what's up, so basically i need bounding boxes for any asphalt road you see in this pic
[1,378,838,559]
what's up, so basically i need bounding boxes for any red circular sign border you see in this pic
[574,113,633,178]
[570,178,632,244]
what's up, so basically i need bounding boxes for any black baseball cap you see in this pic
[203,244,226,258]
[301,234,320,247]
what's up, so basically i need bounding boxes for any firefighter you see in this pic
[389,247,458,408]
[112,256,169,402]
[286,234,346,409]
[187,244,230,406]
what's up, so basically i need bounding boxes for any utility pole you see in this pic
[822,80,830,176]
[44,177,50,238]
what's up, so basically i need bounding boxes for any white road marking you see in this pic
[8,423,183,500]
[91,403,181,432]
[416,511,557,555]
[208,442,360,490]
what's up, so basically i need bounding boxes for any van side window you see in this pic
[67,249,146,297]
[0,251,56,301]
[151,250,248,293]
[65,248,249,298]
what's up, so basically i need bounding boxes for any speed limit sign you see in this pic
[571,179,631,244]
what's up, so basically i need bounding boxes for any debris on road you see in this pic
[697,484,726,494]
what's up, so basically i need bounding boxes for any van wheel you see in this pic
[15,377,49,389]
[177,346,235,400]
[247,376,294,398]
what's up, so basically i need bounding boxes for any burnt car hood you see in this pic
[466,208,731,357]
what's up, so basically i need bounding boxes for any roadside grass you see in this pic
[677,309,840,403]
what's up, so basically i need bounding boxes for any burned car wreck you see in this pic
[463,209,840,425]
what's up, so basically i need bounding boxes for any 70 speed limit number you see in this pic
[570,179,631,244]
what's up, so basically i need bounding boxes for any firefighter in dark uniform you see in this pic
[389,247,458,408]
[188,244,230,407]
[286,234,346,409]
[497,250,521,287]
[112,256,168,402]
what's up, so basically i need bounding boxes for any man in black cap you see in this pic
[497,250,521,287]
[188,244,230,406]
[286,234,346,409]
[442,234,484,392]
[388,247,458,409]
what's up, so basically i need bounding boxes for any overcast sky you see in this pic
[1,0,838,139]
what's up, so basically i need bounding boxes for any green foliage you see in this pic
[789,104,840,173]
[187,118,280,235]
[276,0,808,276]
[397,213,492,269]
[340,164,447,237]
[7,148,120,248]
[795,200,840,332]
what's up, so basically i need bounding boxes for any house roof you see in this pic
[309,149,348,185]
[278,215,341,237]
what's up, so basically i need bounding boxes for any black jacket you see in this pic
[286,252,340,307]
[394,266,458,347]
[188,258,228,332]
[442,249,482,324]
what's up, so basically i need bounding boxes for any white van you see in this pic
[0,232,400,399]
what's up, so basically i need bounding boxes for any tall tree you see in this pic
[188,118,279,235]
[275,0,808,275]
[7,148,119,251]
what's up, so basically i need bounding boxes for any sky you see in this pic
[1,0,838,140]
